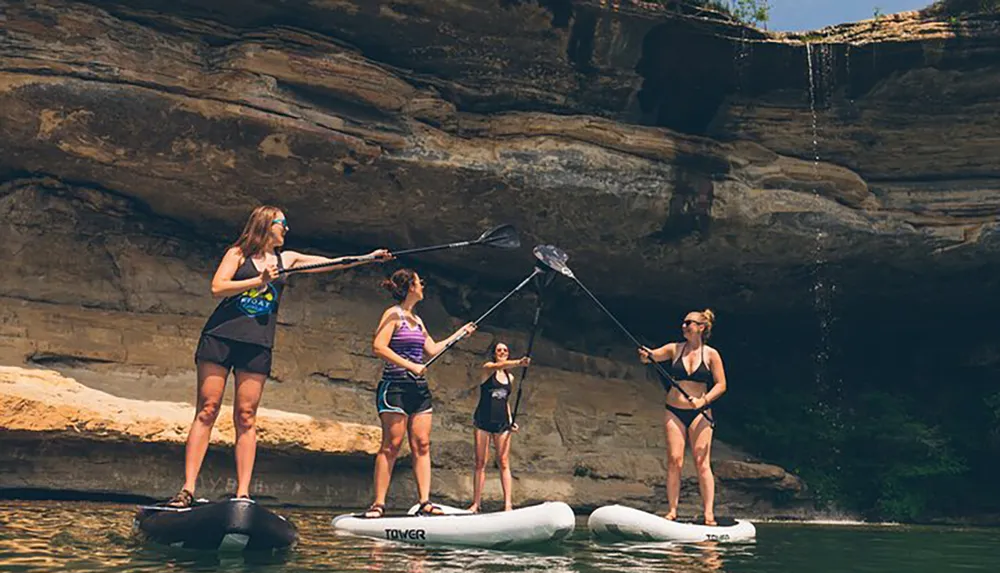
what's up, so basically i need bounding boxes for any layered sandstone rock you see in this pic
[3,0,998,518]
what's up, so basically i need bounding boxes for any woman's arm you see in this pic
[423,321,477,358]
[283,249,392,274]
[372,310,425,376]
[695,348,727,409]
[638,342,676,364]
[481,357,531,372]
[210,247,275,298]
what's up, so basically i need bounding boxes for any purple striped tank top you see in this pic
[382,306,426,382]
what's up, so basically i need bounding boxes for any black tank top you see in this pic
[201,249,286,348]
[473,372,512,426]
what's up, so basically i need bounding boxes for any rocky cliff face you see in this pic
[2,0,998,518]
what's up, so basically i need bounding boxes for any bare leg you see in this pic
[493,431,514,511]
[181,362,228,494]
[407,412,434,503]
[663,410,687,520]
[371,413,408,510]
[233,370,266,497]
[688,411,716,526]
[468,428,490,512]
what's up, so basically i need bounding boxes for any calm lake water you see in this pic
[1,500,998,572]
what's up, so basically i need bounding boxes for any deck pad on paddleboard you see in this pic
[588,504,755,543]
[332,501,575,548]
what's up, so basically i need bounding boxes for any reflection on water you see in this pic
[1,501,998,573]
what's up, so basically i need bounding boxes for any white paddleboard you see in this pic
[332,501,576,548]
[588,504,756,543]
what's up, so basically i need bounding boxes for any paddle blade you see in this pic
[533,245,572,277]
[478,224,520,249]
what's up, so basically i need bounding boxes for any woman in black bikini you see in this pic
[164,205,392,508]
[467,341,529,513]
[638,309,728,525]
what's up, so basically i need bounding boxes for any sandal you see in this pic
[163,489,194,508]
[362,503,385,519]
[415,500,444,516]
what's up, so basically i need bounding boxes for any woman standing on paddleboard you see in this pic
[638,309,728,526]
[365,269,476,517]
[467,341,530,513]
[164,205,392,508]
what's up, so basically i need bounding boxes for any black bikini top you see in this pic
[668,343,713,385]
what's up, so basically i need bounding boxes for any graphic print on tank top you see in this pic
[237,284,279,317]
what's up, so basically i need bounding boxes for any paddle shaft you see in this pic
[568,276,715,427]
[278,235,510,275]
[407,267,544,380]
[511,293,543,425]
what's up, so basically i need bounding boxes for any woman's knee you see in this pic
[380,436,405,458]
[496,451,511,472]
[474,453,488,471]
[234,407,257,431]
[410,435,431,457]
[666,452,685,471]
[195,401,222,425]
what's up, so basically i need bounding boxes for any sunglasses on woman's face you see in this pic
[272,218,288,229]
[682,320,704,327]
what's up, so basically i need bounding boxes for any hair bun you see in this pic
[702,308,716,325]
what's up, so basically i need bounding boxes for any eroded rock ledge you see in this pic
[1,367,809,515]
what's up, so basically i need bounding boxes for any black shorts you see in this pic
[473,418,512,435]
[194,334,272,376]
[376,379,432,416]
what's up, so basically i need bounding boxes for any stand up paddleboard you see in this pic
[133,498,298,552]
[332,501,576,548]
[588,504,755,543]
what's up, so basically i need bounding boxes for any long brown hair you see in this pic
[232,205,283,258]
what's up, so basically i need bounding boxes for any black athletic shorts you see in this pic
[473,418,512,435]
[194,334,272,376]
[376,379,433,416]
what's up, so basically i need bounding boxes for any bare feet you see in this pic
[662,510,677,521]
[704,515,717,526]
[466,504,480,514]
[504,506,513,512]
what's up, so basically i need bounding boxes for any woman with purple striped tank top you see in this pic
[365,268,476,518]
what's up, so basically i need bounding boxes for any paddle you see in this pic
[407,262,554,381]
[511,247,558,426]
[279,224,521,275]
[533,245,715,427]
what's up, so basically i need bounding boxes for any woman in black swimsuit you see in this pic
[638,309,728,525]
[467,341,530,513]
[164,205,392,508]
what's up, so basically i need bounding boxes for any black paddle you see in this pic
[279,224,520,275]
[533,245,715,427]
[511,248,558,426]
[407,262,554,381]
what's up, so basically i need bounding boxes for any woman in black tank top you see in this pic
[467,341,530,513]
[637,308,728,526]
[163,205,393,508]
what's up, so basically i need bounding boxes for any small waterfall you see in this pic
[805,43,841,434]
